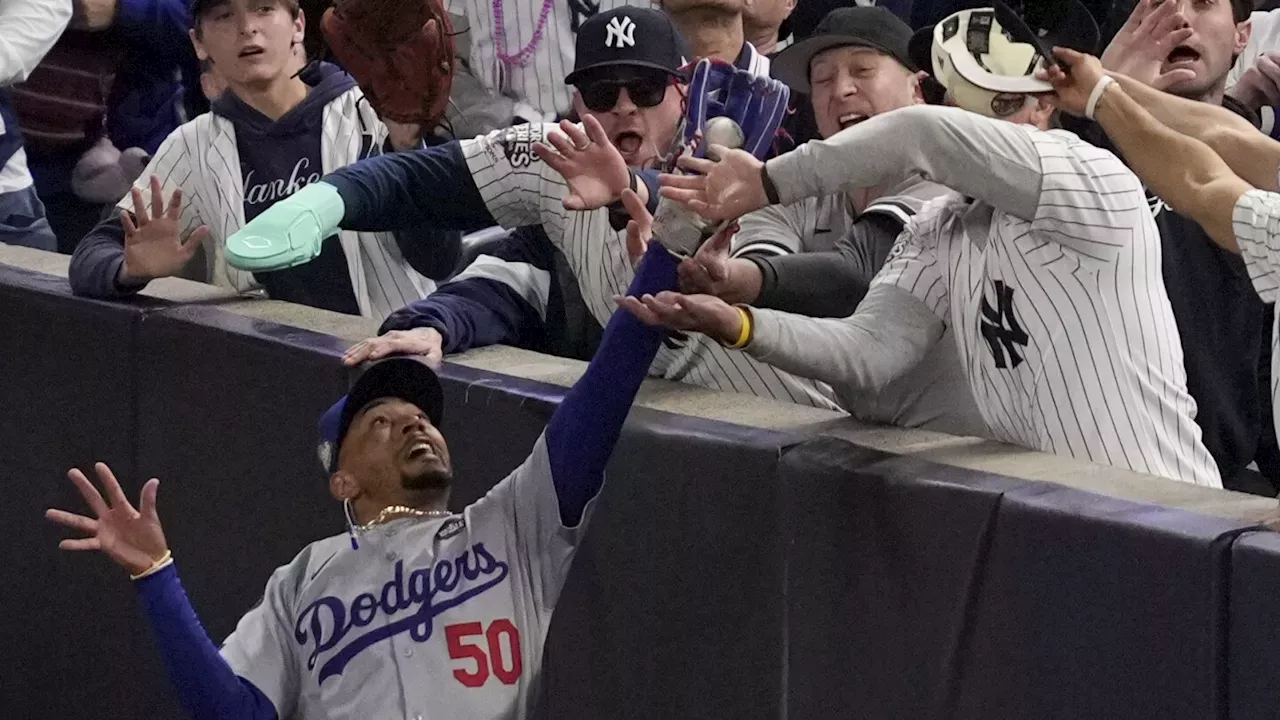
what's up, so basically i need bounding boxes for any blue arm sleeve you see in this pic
[380,278,545,353]
[544,242,677,526]
[324,142,498,233]
[135,565,278,720]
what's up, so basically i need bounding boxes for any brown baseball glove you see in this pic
[321,0,456,127]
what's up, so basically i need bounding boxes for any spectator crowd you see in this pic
[7,0,1280,496]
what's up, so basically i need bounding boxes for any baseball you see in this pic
[704,117,745,150]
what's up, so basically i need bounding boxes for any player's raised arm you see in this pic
[1043,48,1253,253]
[661,105,1047,224]
[45,464,284,720]
[543,190,675,525]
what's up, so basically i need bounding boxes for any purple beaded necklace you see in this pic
[493,0,556,67]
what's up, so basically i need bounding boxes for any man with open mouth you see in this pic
[1096,0,1279,494]
[244,7,845,413]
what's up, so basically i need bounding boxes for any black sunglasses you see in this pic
[579,73,671,112]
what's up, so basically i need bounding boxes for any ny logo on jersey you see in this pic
[1146,190,1172,218]
[567,0,599,33]
[605,16,637,48]
[980,280,1029,370]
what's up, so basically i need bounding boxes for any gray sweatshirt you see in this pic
[730,175,986,438]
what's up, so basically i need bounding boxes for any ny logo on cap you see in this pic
[605,16,636,48]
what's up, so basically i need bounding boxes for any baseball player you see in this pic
[225,7,843,411]
[624,2,1222,487]
[67,0,459,320]
[44,192,684,719]
[1036,48,1280,453]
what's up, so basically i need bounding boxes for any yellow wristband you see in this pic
[725,306,753,349]
[130,550,174,581]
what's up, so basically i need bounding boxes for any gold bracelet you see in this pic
[130,550,174,581]
[725,306,753,349]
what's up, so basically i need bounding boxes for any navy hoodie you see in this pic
[68,63,461,312]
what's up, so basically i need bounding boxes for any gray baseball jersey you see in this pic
[1231,188,1280,451]
[457,121,841,410]
[749,105,1221,487]
[220,436,581,719]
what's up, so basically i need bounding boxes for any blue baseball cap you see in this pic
[317,357,445,475]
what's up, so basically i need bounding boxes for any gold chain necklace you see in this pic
[358,505,453,531]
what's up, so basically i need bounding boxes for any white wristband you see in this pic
[1085,75,1116,120]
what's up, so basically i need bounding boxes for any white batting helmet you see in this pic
[908,1,1098,118]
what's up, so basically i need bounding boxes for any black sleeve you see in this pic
[747,212,905,318]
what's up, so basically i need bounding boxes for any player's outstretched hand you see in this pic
[119,175,209,284]
[533,116,632,211]
[615,290,744,345]
[1099,0,1196,91]
[1039,47,1110,117]
[45,463,169,577]
[620,188,653,266]
[344,327,445,367]
[659,148,769,222]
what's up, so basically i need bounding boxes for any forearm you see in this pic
[379,278,542,354]
[545,243,674,526]
[1113,73,1280,192]
[394,226,463,281]
[748,214,900,316]
[766,105,1041,219]
[1093,83,1250,251]
[135,565,277,720]
[744,284,942,394]
[324,143,497,233]
[0,0,71,86]
[748,251,870,317]
[68,210,149,298]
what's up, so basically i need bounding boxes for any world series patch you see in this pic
[499,125,544,169]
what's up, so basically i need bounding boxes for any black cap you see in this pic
[565,8,691,85]
[317,357,445,475]
[771,7,915,94]
[907,0,1099,84]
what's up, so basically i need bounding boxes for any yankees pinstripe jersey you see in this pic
[451,0,769,120]
[120,84,436,320]
[1231,189,1280,450]
[732,179,988,436]
[459,122,840,410]
[754,105,1220,487]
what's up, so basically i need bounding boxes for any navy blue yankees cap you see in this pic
[317,357,445,475]
[566,7,691,85]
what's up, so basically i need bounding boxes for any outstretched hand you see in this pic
[45,463,169,577]
[620,188,653,266]
[1038,47,1111,117]
[119,175,209,283]
[658,147,769,222]
[614,290,744,345]
[344,327,445,367]
[1099,0,1196,91]
[534,116,633,211]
